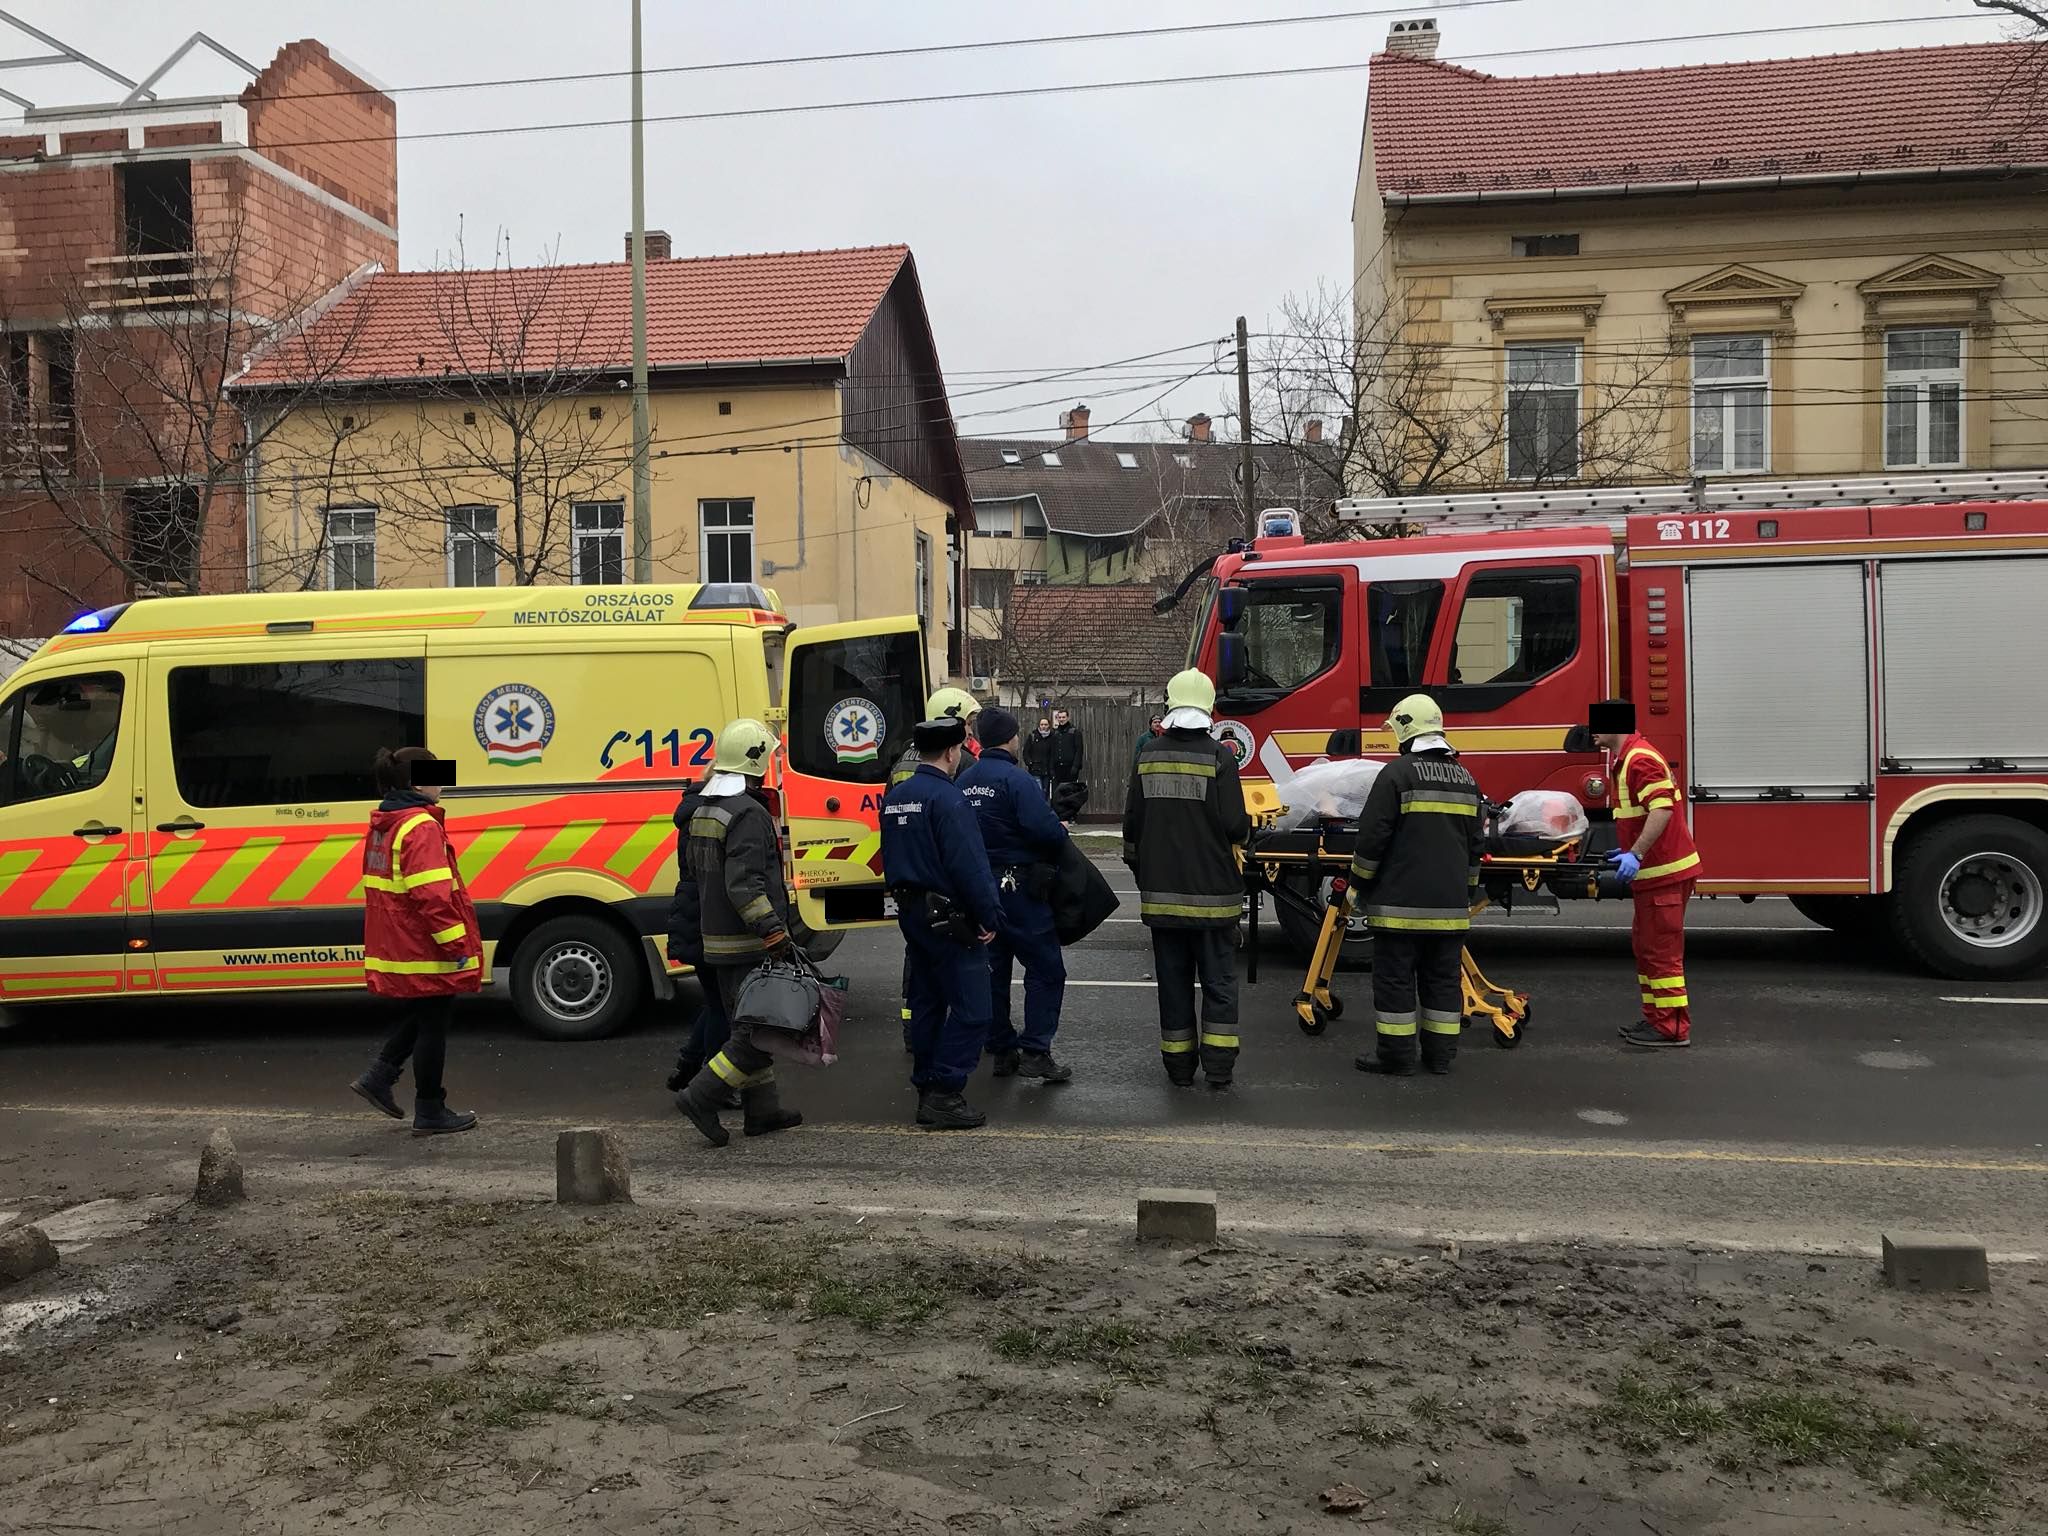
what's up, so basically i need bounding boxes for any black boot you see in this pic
[1355,1052,1417,1077]
[741,1079,803,1138]
[1018,1050,1072,1083]
[350,1060,404,1120]
[918,1091,986,1130]
[666,1050,704,1094]
[411,1097,478,1136]
[990,1049,1024,1078]
[676,1069,732,1147]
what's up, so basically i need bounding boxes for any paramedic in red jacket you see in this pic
[348,747,482,1134]
[1591,700,1703,1049]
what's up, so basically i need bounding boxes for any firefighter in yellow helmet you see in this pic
[1342,693,1485,1076]
[674,718,804,1147]
[1123,669,1250,1086]
[890,687,983,1048]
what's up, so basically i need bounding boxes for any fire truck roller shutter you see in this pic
[1879,557,2048,772]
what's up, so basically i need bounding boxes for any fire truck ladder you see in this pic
[1333,470,2048,532]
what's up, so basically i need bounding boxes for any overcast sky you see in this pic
[2,1,2017,438]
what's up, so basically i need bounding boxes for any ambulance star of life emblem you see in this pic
[474,683,556,769]
[828,696,884,766]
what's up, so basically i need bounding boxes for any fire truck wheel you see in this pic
[1890,815,2048,982]
[510,915,646,1041]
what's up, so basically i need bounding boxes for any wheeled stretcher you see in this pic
[1242,809,1616,1047]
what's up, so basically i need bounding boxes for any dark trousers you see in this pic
[375,994,452,1103]
[1149,925,1239,1082]
[987,885,1065,1057]
[1033,774,1055,800]
[1370,929,1464,1073]
[672,968,732,1080]
[704,963,776,1090]
[902,916,990,1095]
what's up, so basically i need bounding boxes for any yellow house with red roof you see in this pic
[229,242,970,684]
[1351,22,2048,491]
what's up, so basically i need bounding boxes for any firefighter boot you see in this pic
[741,1075,803,1138]
[350,1059,404,1120]
[411,1097,479,1137]
[676,1067,733,1147]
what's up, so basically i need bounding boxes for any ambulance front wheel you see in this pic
[511,915,645,1041]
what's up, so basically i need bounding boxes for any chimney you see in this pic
[1386,18,1440,60]
[1184,413,1212,444]
[1303,418,1324,445]
[626,229,673,261]
[1060,403,1091,440]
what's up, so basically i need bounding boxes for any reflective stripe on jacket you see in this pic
[1614,735,1703,889]
[1347,748,1485,932]
[687,790,791,963]
[362,794,483,998]
[1123,728,1249,929]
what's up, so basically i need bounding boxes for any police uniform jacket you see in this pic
[959,747,1069,870]
[686,788,791,964]
[1346,748,1485,932]
[889,739,977,789]
[881,762,1003,933]
[1122,727,1249,929]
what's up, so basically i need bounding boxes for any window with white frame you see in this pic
[1691,335,1769,474]
[1019,502,1048,540]
[571,501,625,585]
[700,498,754,584]
[1506,342,1580,480]
[445,505,498,587]
[973,504,1014,538]
[914,530,932,629]
[1884,328,1963,469]
[325,507,376,591]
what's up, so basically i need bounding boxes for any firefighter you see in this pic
[674,719,806,1146]
[1591,699,1702,1048]
[891,686,982,1050]
[882,713,1004,1130]
[1342,695,1484,1076]
[349,747,481,1135]
[1123,669,1249,1087]
[663,776,734,1106]
[959,706,1073,1083]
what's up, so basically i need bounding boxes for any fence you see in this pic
[1025,697,1158,823]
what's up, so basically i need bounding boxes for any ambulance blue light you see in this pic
[61,603,129,634]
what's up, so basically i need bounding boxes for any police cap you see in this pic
[912,715,968,754]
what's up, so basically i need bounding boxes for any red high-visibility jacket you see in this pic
[361,796,482,998]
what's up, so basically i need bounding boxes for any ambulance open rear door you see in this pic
[778,617,928,931]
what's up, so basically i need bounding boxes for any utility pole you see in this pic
[628,0,652,582]
[1236,315,1256,540]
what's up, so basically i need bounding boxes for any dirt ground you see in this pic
[2,1190,2045,1535]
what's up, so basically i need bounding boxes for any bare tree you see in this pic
[0,195,377,609]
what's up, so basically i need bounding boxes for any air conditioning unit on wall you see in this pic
[969,676,993,692]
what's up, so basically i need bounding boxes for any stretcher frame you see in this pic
[1242,814,1613,1048]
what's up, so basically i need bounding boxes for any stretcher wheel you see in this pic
[1296,996,1330,1036]
[1493,1001,1530,1048]
[1321,993,1344,1022]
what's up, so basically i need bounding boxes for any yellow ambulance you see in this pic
[0,582,925,1038]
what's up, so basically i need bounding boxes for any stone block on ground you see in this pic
[556,1127,633,1205]
[195,1128,245,1208]
[1137,1187,1217,1245]
[0,1224,58,1285]
[1882,1231,1989,1293]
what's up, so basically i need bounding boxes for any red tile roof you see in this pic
[234,244,912,386]
[1368,41,2048,199]
[1004,584,1193,689]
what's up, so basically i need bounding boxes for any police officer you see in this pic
[891,687,982,1049]
[1124,669,1249,1087]
[959,706,1073,1083]
[1343,694,1484,1076]
[674,719,805,1147]
[881,713,1004,1130]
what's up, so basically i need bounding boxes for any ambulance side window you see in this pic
[0,672,126,807]
[167,659,425,807]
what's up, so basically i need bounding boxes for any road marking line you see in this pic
[6,1101,2043,1174]
[1940,996,2048,1006]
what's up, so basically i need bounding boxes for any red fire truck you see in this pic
[1174,473,2048,982]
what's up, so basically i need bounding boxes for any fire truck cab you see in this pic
[1184,476,2048,982]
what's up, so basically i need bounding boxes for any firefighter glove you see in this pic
[763,929,795,959]
[1607,850,1641,885]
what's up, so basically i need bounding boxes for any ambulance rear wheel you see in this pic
[1890,815,2048,982]
[511,915,644,1041]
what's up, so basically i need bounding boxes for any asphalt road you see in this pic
[4,853,2046,1255]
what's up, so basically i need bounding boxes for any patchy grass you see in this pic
[1348,1412,1411,1448]
[1727,1388,1916,1471]
[1894,1439,2000,1523]
[992,1320,1150,1376]
[1595,1374,1726,1458]
[1444,1511,1513,1536]
[204,1401,306,1432]
[324,1366,579,1487]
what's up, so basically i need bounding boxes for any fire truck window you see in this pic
[1367,581,1443,688]
[167,659,425,807]
[1238,585,1341,693]
[787,629,923,785]
[0,672,126,807]
[1450,569,1579,687]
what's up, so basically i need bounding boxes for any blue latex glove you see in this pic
[1608,849,1642,884]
